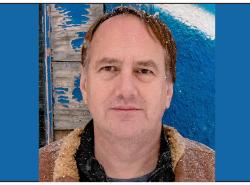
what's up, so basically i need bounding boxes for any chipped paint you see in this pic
[52,61,92,130]
[54,86,69,108]
[49,4,103,61]
[72,75,83,102]
[54,4,90,26]
[71,32,87,51]
[55,87,69,91]
[45,4,103,136]
[58,95,69,108]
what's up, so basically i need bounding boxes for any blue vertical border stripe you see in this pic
[0,5,39,181]
[216,4,250,181]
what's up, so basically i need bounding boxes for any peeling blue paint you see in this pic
[58,95,69,108]
[58,95,68,99]
[71,32,86,51]
[72,75,83,102]
[55,87,69,107]
[55,87,68,92]
[54,90,66,95]
[55,4,90,26]
[53,4,91,51]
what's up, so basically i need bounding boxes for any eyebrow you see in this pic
[95,58,159,72]
[94,57,122,69]
[136,60,159,72]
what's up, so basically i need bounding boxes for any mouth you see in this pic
[110,106,142,111]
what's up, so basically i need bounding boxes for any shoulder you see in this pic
[177,138,215,181]
[39,128,84,182]
[39,139,63,181]
[164,126,215,182]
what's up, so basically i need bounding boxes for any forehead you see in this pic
[88,15,165,64]
[93,14,157,41]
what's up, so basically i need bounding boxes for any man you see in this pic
[40,7,215,182]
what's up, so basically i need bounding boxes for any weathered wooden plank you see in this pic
[49,4,103,61]
[52,61,92,130]
[48,4,103,137]
[52,62,83,108]
[54,109,91,130]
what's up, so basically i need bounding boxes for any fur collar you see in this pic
[53,125,185,181]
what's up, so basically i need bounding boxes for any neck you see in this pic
[94,126,161,179]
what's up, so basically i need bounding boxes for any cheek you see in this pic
[143,82,167,115]
[87,78,113,110]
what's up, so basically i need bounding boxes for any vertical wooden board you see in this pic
[48,4,103,132]
[52,61,92,130]
[52,62,82,109]
[54,109,91,130]
[49,4,103,61]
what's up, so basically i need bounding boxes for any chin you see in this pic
[107,118,147,138]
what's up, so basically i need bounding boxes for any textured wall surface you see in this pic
[42,4,215,149]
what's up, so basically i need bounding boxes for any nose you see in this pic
[115,69,138,102]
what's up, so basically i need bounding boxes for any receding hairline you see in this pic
[84,13,167,69]
[90,14,162,48]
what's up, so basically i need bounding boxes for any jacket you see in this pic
[39,124,215,182]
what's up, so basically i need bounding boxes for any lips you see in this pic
[110,106,142,111]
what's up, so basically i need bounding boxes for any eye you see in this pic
[135,68,154,75]
[100,66,118,72]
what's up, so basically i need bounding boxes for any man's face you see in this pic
[81,15,173,139]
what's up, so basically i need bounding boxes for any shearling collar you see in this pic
[52,123,185,181]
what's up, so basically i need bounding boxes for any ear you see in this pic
[165,82,173,109]
[80,65,88,105]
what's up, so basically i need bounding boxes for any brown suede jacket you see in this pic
[39,125,215,182]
